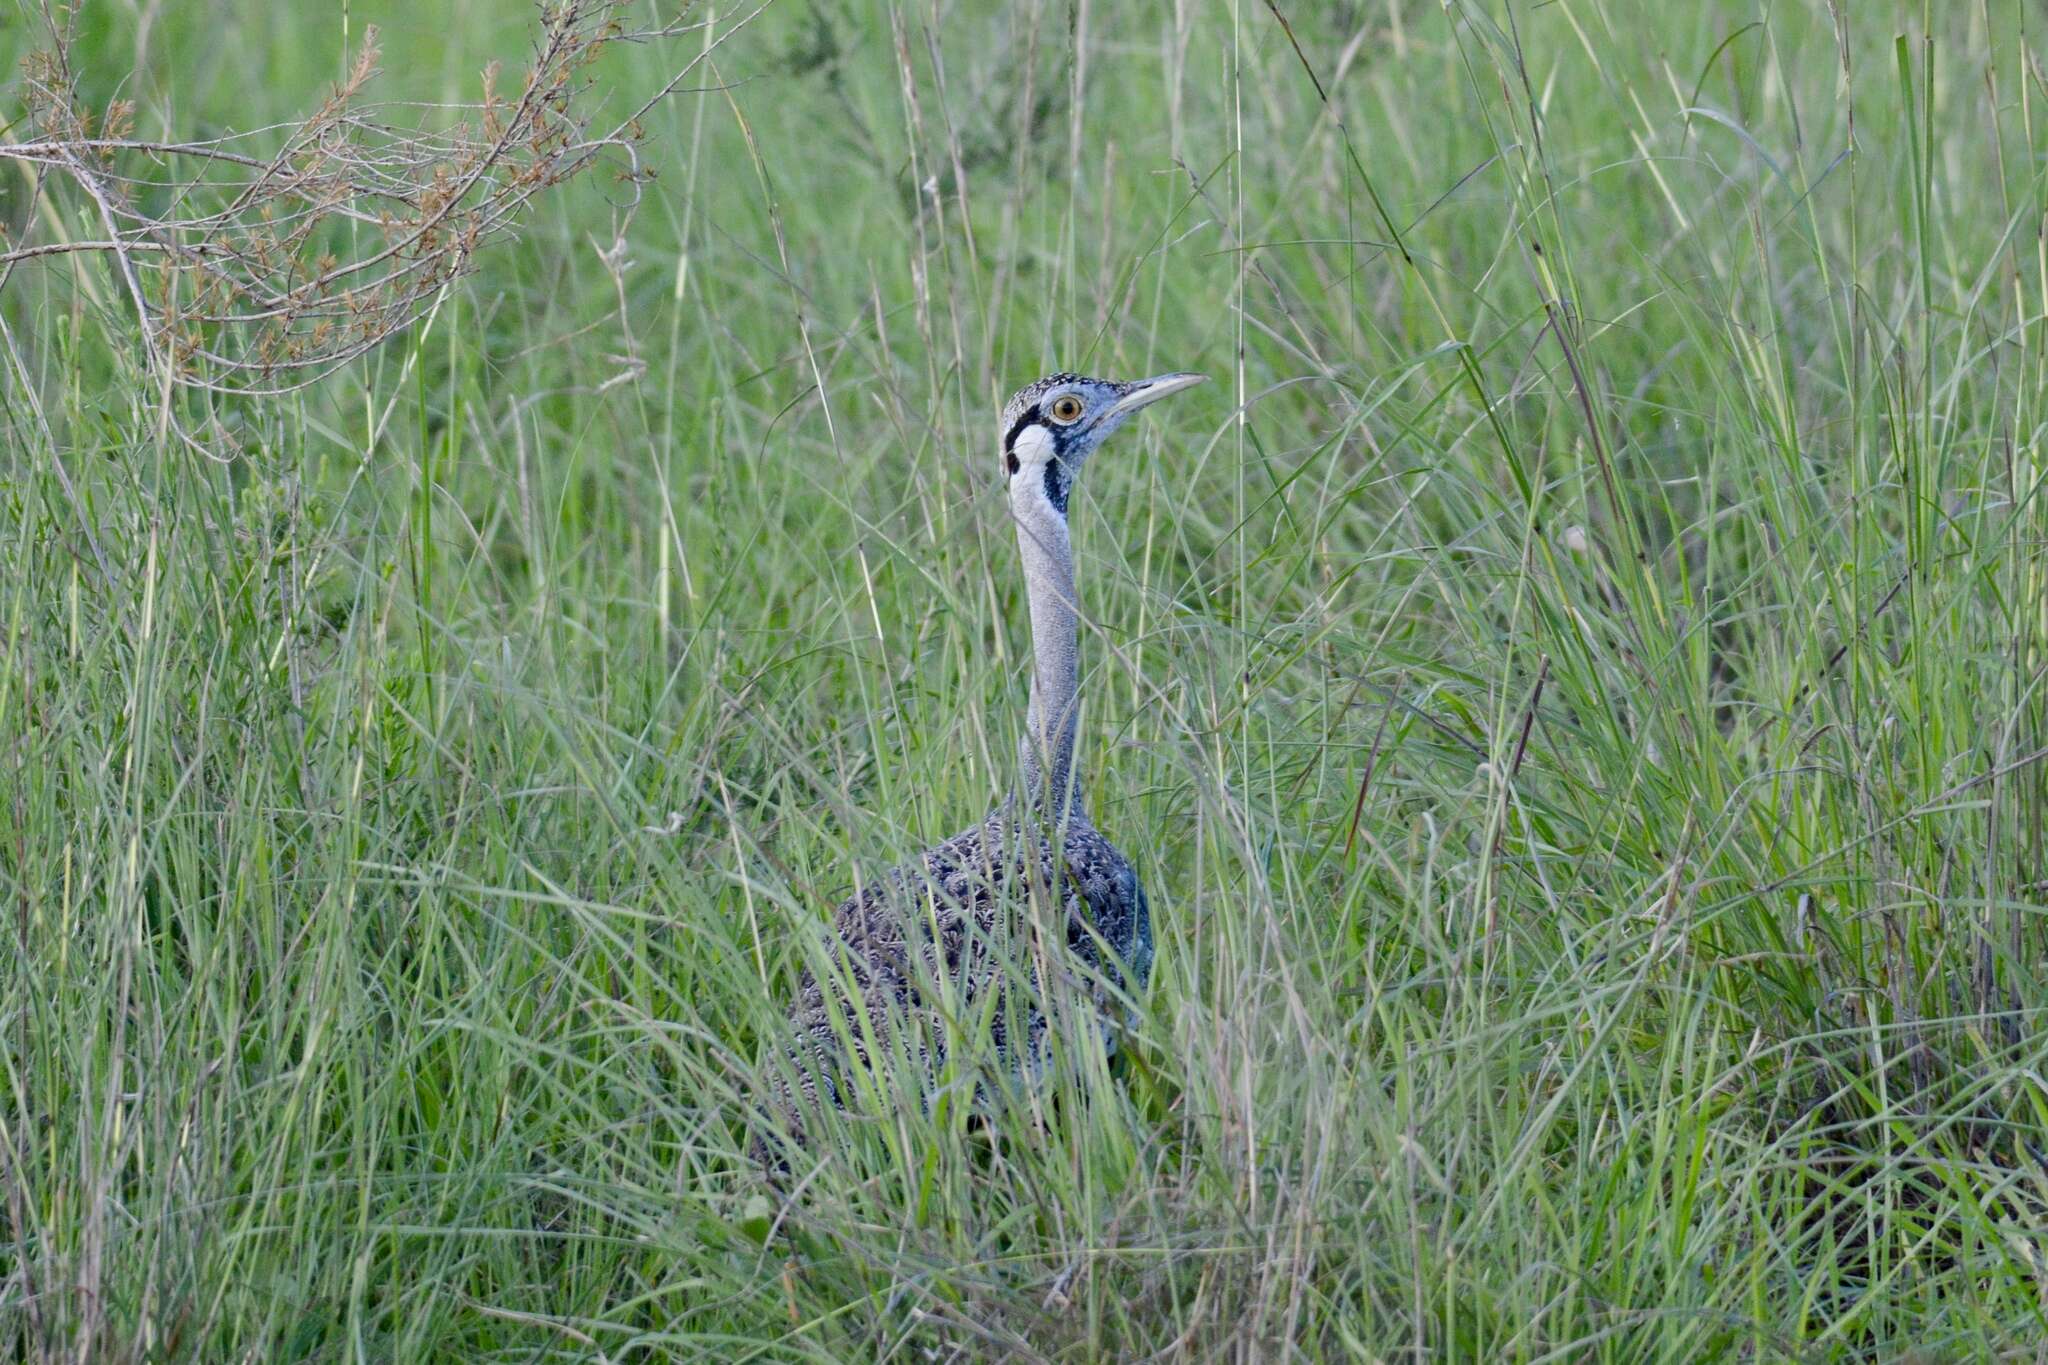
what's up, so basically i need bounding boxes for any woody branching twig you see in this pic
[1,0,763,415]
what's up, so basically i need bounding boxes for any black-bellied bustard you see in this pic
[765,371,1205,1154]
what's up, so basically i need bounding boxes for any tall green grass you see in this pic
[5,0,2047,1357]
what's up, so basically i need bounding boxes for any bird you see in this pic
[764,370,1206,1152]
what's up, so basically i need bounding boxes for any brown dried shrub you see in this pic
[1,0,756,409]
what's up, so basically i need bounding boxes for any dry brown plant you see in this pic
[1,0,762,436]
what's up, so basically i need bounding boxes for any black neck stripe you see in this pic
[1042,456,1071,514]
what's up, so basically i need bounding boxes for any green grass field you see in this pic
[6,0,2048,1357]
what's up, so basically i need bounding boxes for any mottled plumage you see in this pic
[779,805,1150,1118]
[762,369,1202,1154]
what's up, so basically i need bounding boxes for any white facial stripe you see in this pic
[1007,422,1061,514]
[1010,423,1055,469]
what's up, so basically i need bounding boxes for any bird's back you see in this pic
[773,805,1150,1128]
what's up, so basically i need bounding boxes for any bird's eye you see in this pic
[1048,395,1085,424]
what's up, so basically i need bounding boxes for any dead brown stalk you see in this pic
[1,0,764,440]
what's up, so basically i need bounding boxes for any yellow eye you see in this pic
[1048,394,1085,424]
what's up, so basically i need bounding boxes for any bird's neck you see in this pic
[1013,483,1087,827]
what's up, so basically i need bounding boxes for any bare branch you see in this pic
[0,0,771,409]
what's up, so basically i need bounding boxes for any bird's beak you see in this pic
[1104,372,1207,422]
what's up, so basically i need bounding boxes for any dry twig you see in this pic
[1,0,763,435]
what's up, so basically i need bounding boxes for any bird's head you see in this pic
[999,371,1206,517]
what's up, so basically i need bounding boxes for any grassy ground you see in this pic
[6,0,2048,1358]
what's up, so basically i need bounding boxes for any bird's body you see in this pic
[781,803,1150,1113]
[765,370,1201,1147]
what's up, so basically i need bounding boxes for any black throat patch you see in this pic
[1042,454,1072,514]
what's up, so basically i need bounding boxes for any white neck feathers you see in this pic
[1010,462,1085,825]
